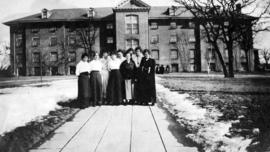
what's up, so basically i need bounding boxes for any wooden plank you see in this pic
[31,107,98,150]
[61,106,115,152]
[150,105,198,152]
[131,106,165,152]
[95,106,132,152]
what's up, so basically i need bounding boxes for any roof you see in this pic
[4,6,195,25]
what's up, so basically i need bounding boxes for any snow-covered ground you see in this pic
[0,79,77,135]
[156,78,252,152]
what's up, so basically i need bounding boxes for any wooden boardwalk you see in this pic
[30,105,198,152]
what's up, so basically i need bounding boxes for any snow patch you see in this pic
[156,82,252,152]
[0,79,77,135]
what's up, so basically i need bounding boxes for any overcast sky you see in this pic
[0,0,269,49]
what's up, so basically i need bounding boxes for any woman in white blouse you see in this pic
[89,52,103,106]
[107,52,123,105]
[76,53,90,109]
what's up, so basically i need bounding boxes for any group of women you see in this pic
[75,47,156,109]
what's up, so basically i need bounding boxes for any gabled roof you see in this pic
[115,0,150,8]
[3,6,195,26]
[4,7,114,25]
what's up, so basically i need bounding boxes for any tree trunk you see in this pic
[245,50,250,72]
[227,42,234,78]
[213,44,229,77]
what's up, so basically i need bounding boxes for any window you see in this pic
[189,22,195,28]
[171,64,179,72]
[189,36,196,43]
[106,23,113,29]
[67,27,75,33]
[210,63,216,71]
[170,22,177,29]
[32,37,40,47]
[16,54,23,64]
[49,27,57,33]
[240,50,246,61]
[69,66,76,75]
[50,37,57,46]
[151,35,159,44]
[34,67,41,76]
[170,35,177,43]
[33,52,40,63]
[107,37,114,44]
[51,67,58,75]
[207,47,216,60]
[31,28,39,33]
[68,36,76,45]
[68,52,76,62]
[170,49,178,59]
[150,22,158,30]
[126,39,139,49]
[151,49,159,60]
[16,37,23,48]
[50,52,58,62]
[169,7,176,16]
[190,49,195,59]
[125,15,139,34]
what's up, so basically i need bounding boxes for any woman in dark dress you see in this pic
[139,49,156,106]
[120,50,136,105]
[107,52,123,105]
[76,53,90,109]
[89,52,103,106]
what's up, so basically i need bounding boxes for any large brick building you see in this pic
[4,0,257,76]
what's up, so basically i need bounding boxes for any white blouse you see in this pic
[89,60,103,72]
[132,54,143,68]
[108,59,122,70]
[76,61,90,76]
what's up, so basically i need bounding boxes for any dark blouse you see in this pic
[120,59,136,80]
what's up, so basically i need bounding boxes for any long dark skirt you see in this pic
[140,75,156,104]
[107,70,123,105]
[90,71,102,105]
[78,73,90,108]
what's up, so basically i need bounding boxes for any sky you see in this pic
[0,0,269,49]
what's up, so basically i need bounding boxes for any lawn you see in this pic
[157,74,270,152]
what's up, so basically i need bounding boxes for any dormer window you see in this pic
[169,6,176,16]
[87,8,95,18]
[170,22,177,29]
[150,22,158,30]
[41,8,49,19]
[106,23,114,29]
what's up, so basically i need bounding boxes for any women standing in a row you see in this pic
[89,52,103,106]
[76,53,91,109]
[120,50,136,105]
[107,52,123,105]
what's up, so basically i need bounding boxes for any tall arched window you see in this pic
[125,15,139,34]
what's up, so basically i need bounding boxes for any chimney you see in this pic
[41,8,49,19]
[87,7,95,18]
[236,3,241,13]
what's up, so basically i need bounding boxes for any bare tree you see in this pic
[175,0,270,77]
[57,41,75,75]
[76,21,98,55]
[175,31,192,72]
[261,48,270,70]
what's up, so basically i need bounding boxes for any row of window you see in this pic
[151,49,195,60]
[33,66,76,76]
[31,52,76,63]
[150,35,195,44]
[150,21,195,30]
[16,35,115,48]
[30,23,114,34]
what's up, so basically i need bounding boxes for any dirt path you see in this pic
[30,105,198,152]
